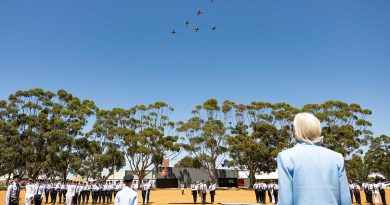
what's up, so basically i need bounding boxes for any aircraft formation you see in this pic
[171,1,217,36]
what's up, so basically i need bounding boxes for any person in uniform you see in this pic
[363,182,368,203]
[92,181,100,205]
[102,181,108,204]
[95,182,100,204]
[99,181,104,204]
[114,181,122,197]
[25,179,35,205]
[208,181,216,204]
[95,182,99,204]
[85,182,92,204]
[100,181,105,204]
[6,175,21,205]
[114,175,138,205]
[130,181,137,192]
[65,181,75,205]
[353,181,362,205]
[54,181,61,205]
[74,182,81,205]
[349,181,354,203]
[273,182,279,204]
[197,181,202,202]
[107,181,114,204]
[180,182,185,195]
[45,181,52,204]
[80,182,88,205]
[141,180,151,205]
[259,180,267,204]
[34,179,46,205]
[379,179,387,205]
[253,180,260,203]
[146,180,151,204]
[50,180,57,205]
[367,182,374,205]
[196,181,201,201]
[78,182,85,205]
[374,182,380,205]
[59,182,67,204]
[191,182,198,203]
[267,180,275,204]
[199,180,207,203]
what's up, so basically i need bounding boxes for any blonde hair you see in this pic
[293,113,322,143]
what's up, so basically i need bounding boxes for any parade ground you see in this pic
[1,188,389,205]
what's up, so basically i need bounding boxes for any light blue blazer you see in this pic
[277,142,351,205]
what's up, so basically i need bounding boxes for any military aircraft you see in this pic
[194,27,200,32]
[185,20,190,26]
[211,26,217,31]
[196,9,203,16]
[171,29,177,35]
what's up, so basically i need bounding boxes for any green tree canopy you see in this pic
[224,101,296,187]
[177,99,229,183]
[302,101,373,157]
[174,156,203,168]
[0,100,22,177]
[346,154,368,182]
[364,135,389,179]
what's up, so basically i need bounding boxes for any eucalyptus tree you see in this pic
[7,88,56,179]
[2,89,97,180]
[0,100,23,177]
[44,90,97,181]
[364,135,389,179]
[224,101,296,186]
[124,102,180,186]
[174,156,203,168]
[302,101,373,157]
[87,102,179,186]
[83,109,127,180]
[177,99,229,183]
[346,154,368,181]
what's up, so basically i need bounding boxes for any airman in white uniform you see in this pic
[114,175,138,205]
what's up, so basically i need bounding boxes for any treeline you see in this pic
[0,88,388,187]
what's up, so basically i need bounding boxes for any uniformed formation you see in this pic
[190,180,217,204]
[6,175,388,205]
[171,0,217,35]
[253,180,279,204]
[6,175,153,205]
[349,180,387,205]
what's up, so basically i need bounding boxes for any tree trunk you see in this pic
[138,171,145,189]
[211,162,218,185]
[32,170,40,180]
[249,168,256,188]
[62,169,67,183]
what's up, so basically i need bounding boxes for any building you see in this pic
[238,170,278,188]
[106,170,127,182]
[155,167,238,188]
[125,170,157,188]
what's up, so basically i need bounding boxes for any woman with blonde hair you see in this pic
[277,113,351,205]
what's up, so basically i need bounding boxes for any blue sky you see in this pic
[1,0,389,146]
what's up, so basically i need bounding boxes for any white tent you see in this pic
[238,170,278,180]
[368,173,386,180]
[256,170,278,180]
